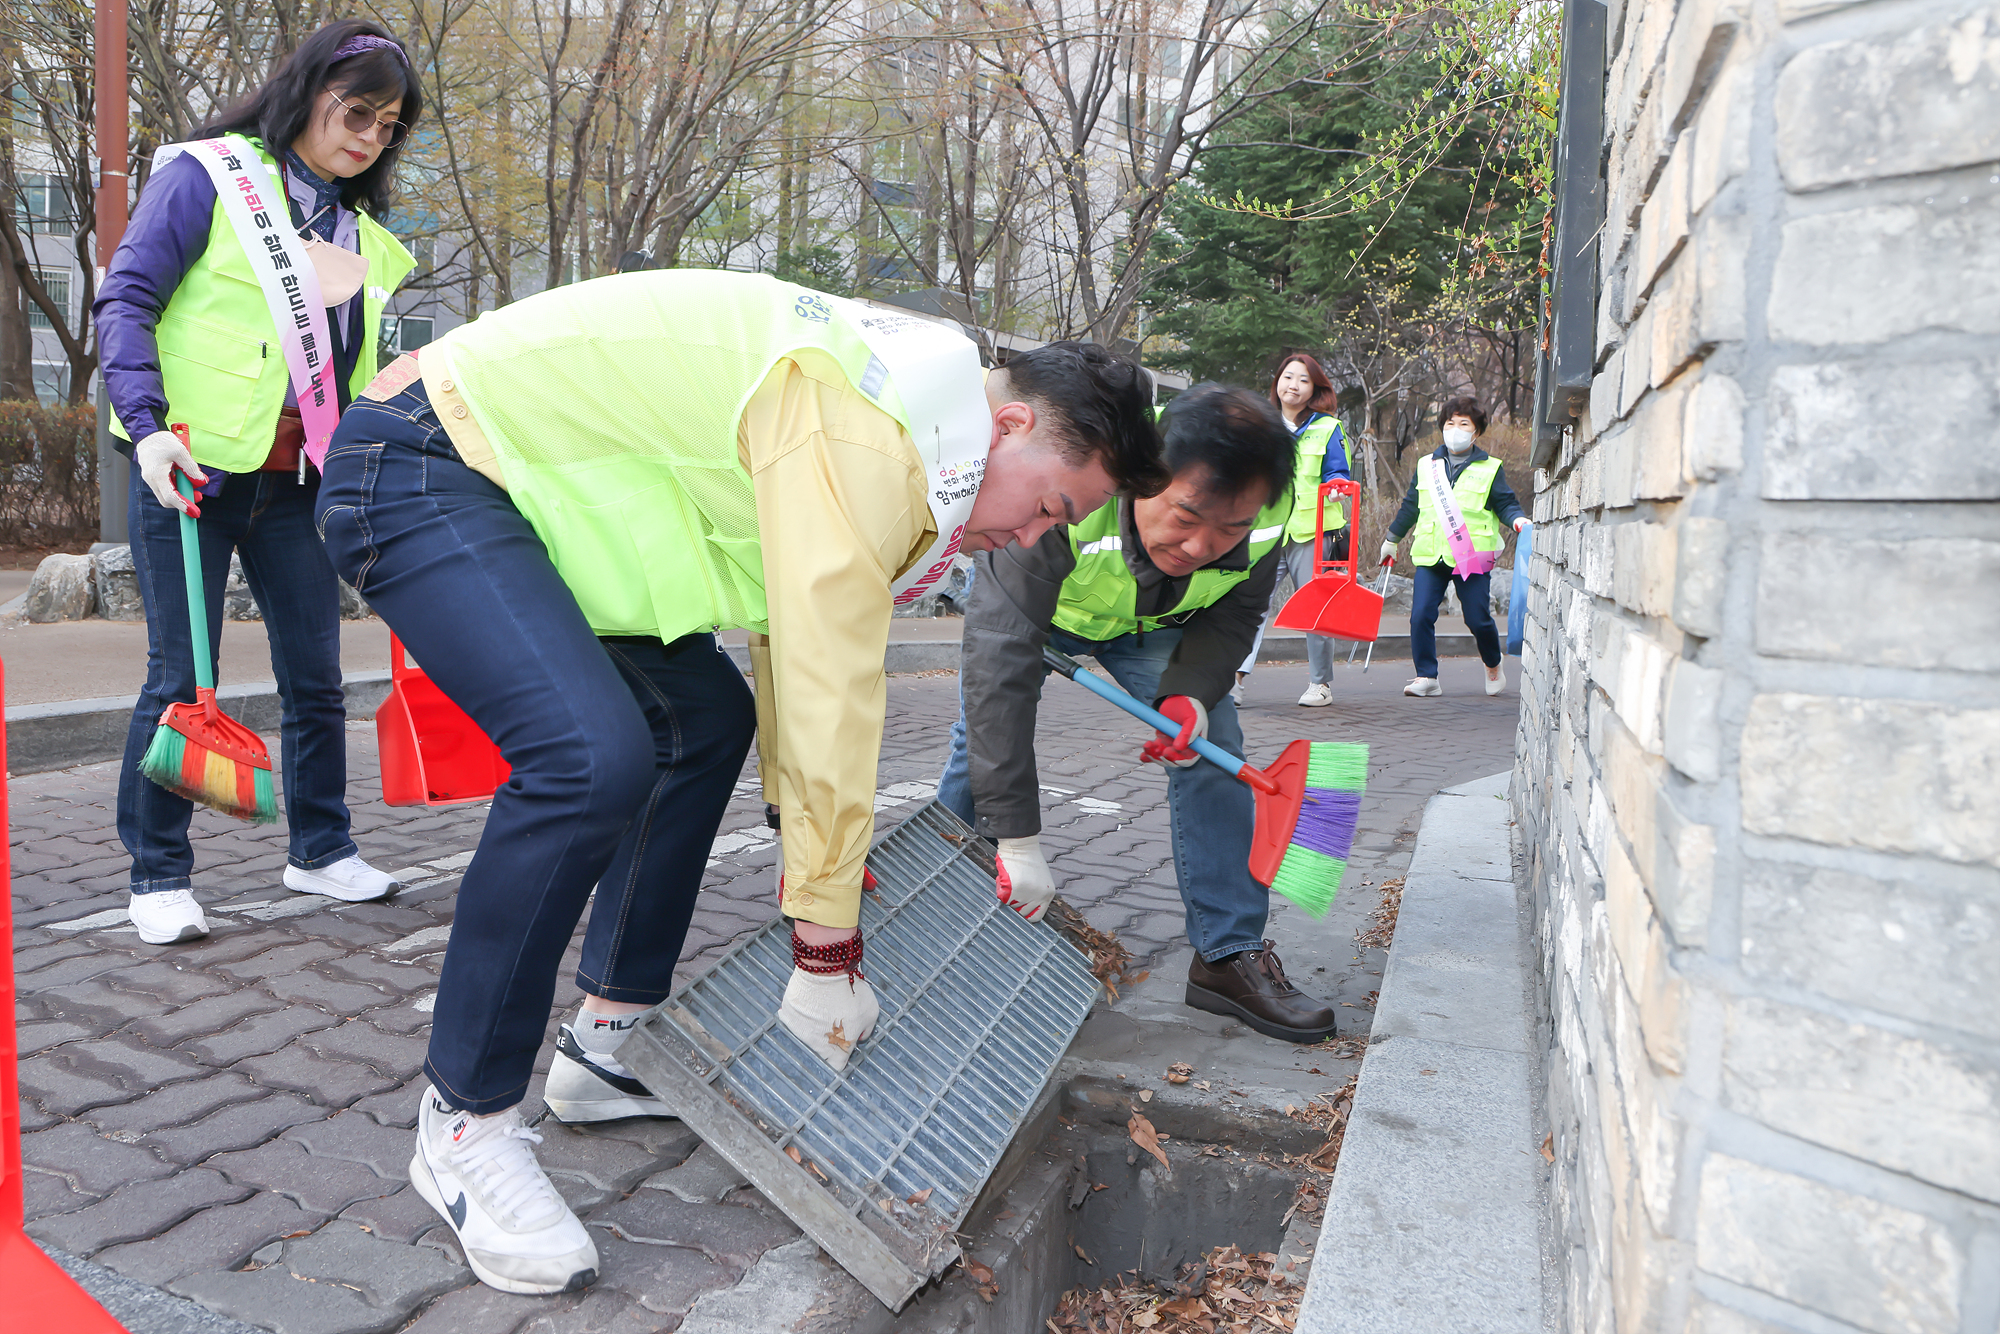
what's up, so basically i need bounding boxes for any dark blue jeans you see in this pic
[316,378,756,1114]
[118,466,356,893]
[936,626,1268,962]
[1410,561,1500,679]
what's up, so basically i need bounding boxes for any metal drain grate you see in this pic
[619,800,1102,1309]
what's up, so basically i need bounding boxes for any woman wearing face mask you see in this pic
[1235,353,1352,707]
[1378,396,1529,698]
[94,19,421,944]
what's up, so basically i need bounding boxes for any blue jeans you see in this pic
[1410,561,1500,679]
[937,626,1267,962]
[117,466,356,893]
[316,378,756,1114]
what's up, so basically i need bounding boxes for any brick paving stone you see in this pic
[95,1191,328,1287]
[207,1137,402,1214]
[20,1120,179,1194]
[128,988,287,1048]
[530,1120,695,1197]
[236,1042,400,1107]
[21,1165,96,1220]
[99,957,237,1005]
[173,1222,468,1334]
[396,1283,578,1334]
[216,941,347,984]
[12,945,140,989]
[299,1018,432,1079]
[366,997,438,1037]
[20,977,141,1028]
[589,1230,737,1319]
[15,1017,96,1057]
[183,1005,343,1067]
[139,1090,331,1164]
[337,1184,441,1244]
[87,1066,266,1138]
[351,1079,427,1129]
[17,1095,59,1132]
[260,968,394,1013]
[18,1032,208,1116]
[165,924,311,969]
[25,1166,250,1257]
[285,1110,418,1179]
[316,953,441,998]
[586,1189,800,1274]
[639,1143,746,1204]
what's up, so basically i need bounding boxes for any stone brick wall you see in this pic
[1511,0,2000,1329]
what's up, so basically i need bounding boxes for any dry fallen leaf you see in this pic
[1540,1133,1555,1163]
[1128,1110,1171,1172]
[907,1187,934,1206]
[1132,1314,1161,1329]
[825,1021,854,1052]
[965,1259,994,1284]
[1157,1296,1203,1317]
[1092,1182,1108,1192]
[1139,1088,1153,1102]
[1166,1062,1194,1084]
[1074,1242,1096,1264]
[877,1198,894,1211]
[1420,1068,1436,1076]
[785,1146,803,1165]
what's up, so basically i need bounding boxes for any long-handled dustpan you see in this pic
[1273,477,1383,642]
[377,634,511,805]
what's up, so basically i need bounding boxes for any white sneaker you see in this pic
[128,889,209,945]
[1231,679,1246,706]
[409,1088,598,1295]
[284,854,396,902]
[545,1022,676,1124]
[1297,683,1334,707]
[1485,666,1506,696]
[1403,677,1442,697]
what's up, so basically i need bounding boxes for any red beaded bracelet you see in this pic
[792,929,865,983]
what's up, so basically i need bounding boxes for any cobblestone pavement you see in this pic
[11,653,1519,1334]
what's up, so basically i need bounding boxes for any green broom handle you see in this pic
[171,464,214,695]
[1040,646,1278,794]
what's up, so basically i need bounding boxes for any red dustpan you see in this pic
[1273,477,1383,641]
[377,634,511,806]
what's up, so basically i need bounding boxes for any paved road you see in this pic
[10,654,1520,1333]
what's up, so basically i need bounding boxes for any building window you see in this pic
[17,174,75,236]
[383,314,435,352]
[25,266,68,330]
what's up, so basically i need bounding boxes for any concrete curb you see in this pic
[39,1244,266,1334]
[1,633,1478,777]
[1295,770,1549,1333]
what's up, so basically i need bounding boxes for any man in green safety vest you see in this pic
[1379,396,1530,697]
[938,383,1342,1043]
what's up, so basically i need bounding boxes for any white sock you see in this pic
[573,1005,659,1057]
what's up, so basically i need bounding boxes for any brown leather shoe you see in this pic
[1186,942,1337,1043]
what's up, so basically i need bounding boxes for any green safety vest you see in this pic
[1282,415,1350,543]
[110,138,415,473]
[1052,497,1289,641]
[440,270,968,642]
[1409,454,1505,567]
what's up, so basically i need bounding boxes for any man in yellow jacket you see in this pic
[316,269,1166,1297]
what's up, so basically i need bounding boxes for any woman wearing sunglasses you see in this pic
[95,20,422,944]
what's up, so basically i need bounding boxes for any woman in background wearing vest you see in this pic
[95,20,421,945]
[1235,353,1351,707]
[1379,396,1530,698]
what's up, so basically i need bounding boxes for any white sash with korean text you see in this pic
[154,136,339,468]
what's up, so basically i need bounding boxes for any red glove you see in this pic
[1141,696,1207,768]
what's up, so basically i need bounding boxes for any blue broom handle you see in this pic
[172,467,214,694]
[1041,646,1248,779]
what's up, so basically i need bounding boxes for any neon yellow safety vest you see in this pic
[1052,497,1289,641]
[110,138,415,473]
[1282,415,1350,543]
[438,270,969,643]
[1409,454,1505,567]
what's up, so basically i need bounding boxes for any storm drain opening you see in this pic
[882,1079,1326,1333]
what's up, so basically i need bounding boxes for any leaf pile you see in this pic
[1286,1076,1359,1174]
[1046,1246,1303,1332]
[1352,877,1404,952]
[1047,897,1151,999]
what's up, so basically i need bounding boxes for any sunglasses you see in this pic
[328,89,408,148]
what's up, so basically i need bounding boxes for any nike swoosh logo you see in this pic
[556,1026,657,1098]
[448,1191,468,1229]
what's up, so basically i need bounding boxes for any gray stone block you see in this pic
[96,1191,325,1287]
[1756,535,2000,672]
[641,1143,749,1204]
[25,1167,250,1257]
[91,544,145,620]
[139,1091,331,1164]
[1765,357,2000,500]
[172,1222,468,1334]
[1776,12,2000,190]
[25,553,97,622]
[1769,195,2000,346]
[37,1243,270,1334]
[588,1189,801,1275]
[206,1137,403,1215]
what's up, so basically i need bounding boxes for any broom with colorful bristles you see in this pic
[137,425,278,823]
[1041,646,1366,917]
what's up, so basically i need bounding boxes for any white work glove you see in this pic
[1378,539,1397,566]
[135,429,206,515]
[1514,517,1533,532]
[779,966,880,1073]
[996,836,1055,923]
[1141,695,1207,768]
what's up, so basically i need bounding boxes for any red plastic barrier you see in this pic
[377,634,510,806]
[1,659,127,1332]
